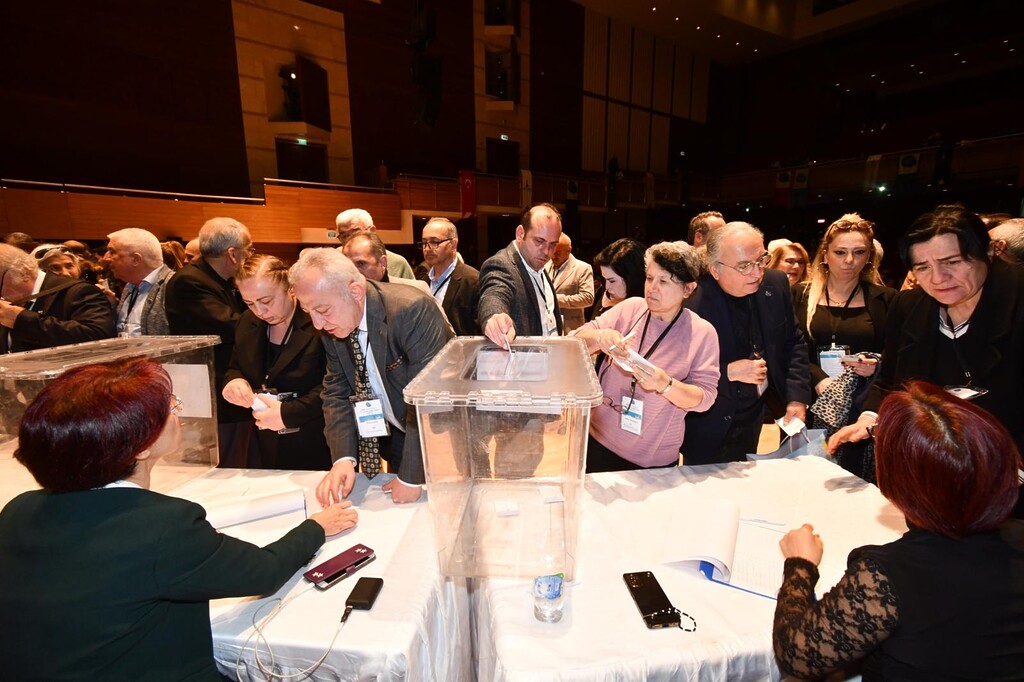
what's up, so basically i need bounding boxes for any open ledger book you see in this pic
[663,499,786,599]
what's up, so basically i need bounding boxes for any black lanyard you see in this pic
[823,282,860,346]
[262,316,295,389]
[598,306,684,398]
[941,306,974,386]
[431,267,454,295]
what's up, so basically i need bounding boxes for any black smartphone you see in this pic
[346,577,383,611]
[623,571,680,629]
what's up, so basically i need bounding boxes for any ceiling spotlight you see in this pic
[675,17,679,21]
[962,60,967,64]
[735,41,740,46]
[696,25,701,30]
[910,64,915,68]
[716,34,721,38]
[919,71,924,75]
[753,48,758,53]
[953,52,959,56]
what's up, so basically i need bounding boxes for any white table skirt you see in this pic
[170,469,472,682]
[474,457,907,682]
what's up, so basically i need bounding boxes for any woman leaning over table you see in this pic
[774,381,1024,680]
[222,254,332,470]
[791,214,896,479]
[574,241,720,473]
[0,358,356,681]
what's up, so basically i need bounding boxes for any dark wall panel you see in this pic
[530,0,584,174]
[311,0,476,184]
[0,0,249,196]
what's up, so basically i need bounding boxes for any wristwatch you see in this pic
[657,378,674,395]
[865,423,876,439]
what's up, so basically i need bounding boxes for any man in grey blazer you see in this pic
[547,233,594,332]
[291,248,453,504]
[478,203,564,346]
[103,228,174,336]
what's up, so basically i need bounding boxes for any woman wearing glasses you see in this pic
[791,214,896,479]
[829,207,1024,487]
[775,382,1024,679]
[0,358,357,680]
[574,241,720,473]
[222,254,332,470]
[768,241,811,287]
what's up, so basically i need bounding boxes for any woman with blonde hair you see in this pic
[791,214,896,478]
[768,241,811,287]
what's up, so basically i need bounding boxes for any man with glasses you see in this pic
[0,244,115,353]
[165,217,253,465]
[419,217,480,336]
[334,208,415,280]
[682,222,811,464]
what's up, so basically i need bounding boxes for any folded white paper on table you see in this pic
[202,488,307,529]
[663,498,786,599]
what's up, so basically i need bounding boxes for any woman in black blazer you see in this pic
[0,358,356,681]
[792,214,896,477]
[223,254,332,470]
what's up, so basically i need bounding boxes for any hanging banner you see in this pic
[459,170,476,218]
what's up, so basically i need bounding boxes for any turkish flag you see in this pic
[460,170,476,218]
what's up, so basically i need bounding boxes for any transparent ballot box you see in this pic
[404,337,602,580]
[0,337,222,480]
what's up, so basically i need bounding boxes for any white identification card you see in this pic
[354,399,390,437]
[619,395,644,435]
[944,385,989,401]
[818,344,850,379]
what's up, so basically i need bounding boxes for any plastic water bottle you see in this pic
[533,573,564,622]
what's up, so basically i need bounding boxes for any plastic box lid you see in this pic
[404,336,602,408]
[0,336,220,380]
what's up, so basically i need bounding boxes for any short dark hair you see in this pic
[687,211,724,244]
[593,238,647,299]
[875,381,1021,538]
[16,359,173,492]
[899,206,990,266]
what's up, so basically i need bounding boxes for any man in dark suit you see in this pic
[419,216,480,336]
[478,203,563,346]
[291,248,453,505]
[164,217,252,464]
[0,244,115,352]
[103,227,174,336]
[683,222,812,464]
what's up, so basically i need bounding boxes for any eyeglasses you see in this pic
[782,257,806,266]
[34,246,73,261]
[170,394,184,415]
[716,251,771,275]
[417,238,453,251]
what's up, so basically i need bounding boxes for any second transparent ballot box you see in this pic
[404,337,602,580]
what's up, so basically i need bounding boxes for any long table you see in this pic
[170,470,472,682]
[474,457,907,681]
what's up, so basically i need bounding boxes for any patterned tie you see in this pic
[348,331,381,477]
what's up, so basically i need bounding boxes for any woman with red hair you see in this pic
[0,358,358,681]
[773,381,1024,679]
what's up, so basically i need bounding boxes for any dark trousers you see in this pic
[586,435,679,474]
[710,402,767,465]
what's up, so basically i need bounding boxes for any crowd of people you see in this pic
[1,201,1022,677]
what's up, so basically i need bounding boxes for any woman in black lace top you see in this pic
[774,381,1024,680]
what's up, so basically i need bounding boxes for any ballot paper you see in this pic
[200,488,307,529]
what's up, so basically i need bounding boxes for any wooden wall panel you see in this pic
[630,31,653,108]
[650,114,671,175]
[628,110,651,172]
[582,96,607,172]
[691,54,710,123]
[672,49,693,119]
[607,21,632,102]
[583,10,608,95]
[652,42,674,114]
[606,102,630,168]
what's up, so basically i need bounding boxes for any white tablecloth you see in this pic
[474,457,907,682]
[170,469,471,682]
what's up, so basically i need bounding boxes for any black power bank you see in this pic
[345,577,383,610]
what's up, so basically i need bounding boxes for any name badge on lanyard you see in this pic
[818,343,850,379]
[620,395,644,435]
[354,399,390,437]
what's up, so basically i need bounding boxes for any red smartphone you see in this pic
[303,543,375,589]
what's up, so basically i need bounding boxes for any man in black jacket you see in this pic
[0,244,115,353]
[165,217,252,465]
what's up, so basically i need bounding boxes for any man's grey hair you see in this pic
[424,217,457,240]
[198,217,251,258]
[0,244,38,285]
[107,228,163,268]
[645,241,701,283]
[289,247,365,292]
[991,218,1024,263]
[342,232,386,261]
[335,208,374,231]
[706,221,764,264]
